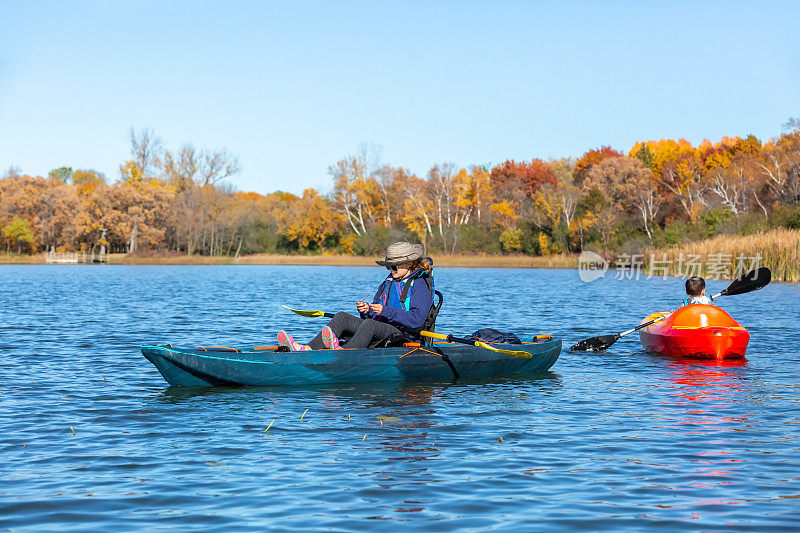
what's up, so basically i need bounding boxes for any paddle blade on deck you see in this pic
[474,340,532,359]
[419,330,533,359]
[570,334,620,352]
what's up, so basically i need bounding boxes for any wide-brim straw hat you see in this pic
[375,242,425,266]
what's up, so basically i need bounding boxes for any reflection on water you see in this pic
[1,265,798,529]
[667,359,747,432]
[657,359,753,516]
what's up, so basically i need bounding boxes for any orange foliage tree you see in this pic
[573,147,622,186]
[490,158,557,200]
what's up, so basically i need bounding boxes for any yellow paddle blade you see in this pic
[475,341,532,359]
[281,305,326,318]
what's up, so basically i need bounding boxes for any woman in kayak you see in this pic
[277,242,435,351]
[683,276,712,306]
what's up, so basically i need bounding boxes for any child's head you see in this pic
[685,276,706,296]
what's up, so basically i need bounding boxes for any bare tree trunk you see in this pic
[356,205,367,235]
[210,225,215,257]
[753,191,769,219]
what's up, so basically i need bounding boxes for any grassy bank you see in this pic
[644,228,800,282]
[0,252,47,264]
[0,251,578,268]
[109,252,579,268]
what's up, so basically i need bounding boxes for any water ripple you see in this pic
[1,265,799,530]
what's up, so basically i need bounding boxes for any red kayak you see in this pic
[638,304,750,360]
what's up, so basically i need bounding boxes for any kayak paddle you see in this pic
[420,331,532,359]
[282,305,334,318]
[709,266,771,299]
[570,267,772,352]
[284,306,533,359]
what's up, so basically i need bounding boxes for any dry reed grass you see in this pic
[0,252,46,264]
[108,252,578,269]
[646,228,800,282]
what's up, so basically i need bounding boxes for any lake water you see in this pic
[1,265,799,531]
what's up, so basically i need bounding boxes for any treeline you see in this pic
[2,122,800,256]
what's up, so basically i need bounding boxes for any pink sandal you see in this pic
[277,330,310,351]
[321,326,341,349]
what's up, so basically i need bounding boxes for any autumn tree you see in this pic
[573,147,622,186]
[38,179,79,251]
[427,163,468,251]
[453,166,493,225]
[279,189,344,249]
[549,158,580,229]
[707,150,767,218]
[584,156,661,241]
[761,128,800,204]
[162,144,240,191]
[373,164,405,226]
[72,177,111,254]
[400,173,434,245]
[490,158,557,199]
[329,144,387,236]
[129,128,163,179]
[633,139,705,222]
[48,167,73,183]
[71,169,106,186]
[111,161,175,252]
[2,216,34,253]
[3,166,22,179]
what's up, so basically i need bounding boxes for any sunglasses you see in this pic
[386,262,411,272]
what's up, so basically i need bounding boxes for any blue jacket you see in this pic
[363,263,434,332]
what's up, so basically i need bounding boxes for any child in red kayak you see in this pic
[277,242,435,351]
[683,276,712,306]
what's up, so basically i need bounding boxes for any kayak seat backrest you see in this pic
[423,290,444,346]
[369,290,444,349]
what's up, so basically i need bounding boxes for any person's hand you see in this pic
[369,303,383,315]
[356,301,369,314]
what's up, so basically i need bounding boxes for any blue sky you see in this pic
[1,1,798,195]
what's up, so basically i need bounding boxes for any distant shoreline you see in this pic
[0,252,578,269]
[3,227,797,281]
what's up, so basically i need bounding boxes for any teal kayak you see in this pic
[141,338,561,387]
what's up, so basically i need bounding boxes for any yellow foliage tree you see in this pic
[499,227,523,253]
[489,200,519,229]
[453,167,493,224]
[537,232,551,256]
[281,189,344,249]
[631,139,705,222]
[402,196,435,245]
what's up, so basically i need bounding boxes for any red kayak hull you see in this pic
[638,305,750,360]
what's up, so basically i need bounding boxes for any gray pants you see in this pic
[307,312,403,350]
